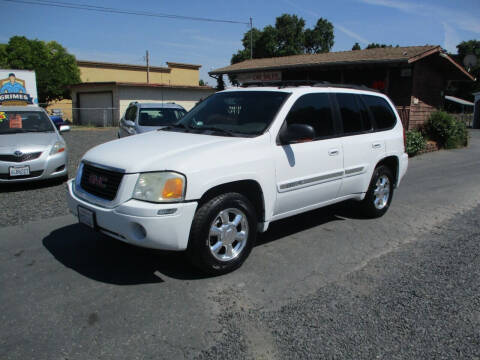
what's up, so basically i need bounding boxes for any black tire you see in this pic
[359,165,394,218]
[187,192,257,275]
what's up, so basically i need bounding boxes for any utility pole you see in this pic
[249,17,253,59]
[146,50,150,83]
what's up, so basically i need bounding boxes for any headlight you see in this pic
[133,172,186,203]
[50,141,66,155]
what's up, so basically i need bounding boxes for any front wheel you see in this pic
[187,193,257,275]
[359,165,394,218]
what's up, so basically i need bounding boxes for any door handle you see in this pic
[372,143,382,149]
[328,148,340,156]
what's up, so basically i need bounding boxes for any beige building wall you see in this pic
[78,61,200,86]
[45,99,73,121]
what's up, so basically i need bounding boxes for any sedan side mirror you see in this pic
[59,125,71,133]
[279,124,315,144]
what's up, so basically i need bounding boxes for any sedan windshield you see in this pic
[0,110,54,134]
[139,108,186,126]
[173,91,289,136]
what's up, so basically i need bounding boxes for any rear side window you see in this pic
[285,93,334,138]
[362,95,396,130]
[336,93,364,134]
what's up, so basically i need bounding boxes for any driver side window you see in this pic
[285,94,335,139]
[125,106,137,121]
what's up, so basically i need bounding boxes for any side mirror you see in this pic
[279,124,315,144]
[59,125,70,132]
[124,120,135,128]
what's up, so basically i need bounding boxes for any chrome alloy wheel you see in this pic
[208,208,249,262]
[373,175,391,210]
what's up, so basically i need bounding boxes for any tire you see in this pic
[187,192,257,275]
[359,165,394,218]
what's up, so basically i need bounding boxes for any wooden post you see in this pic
[146,50,150,84]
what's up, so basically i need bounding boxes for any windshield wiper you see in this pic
[160,123,190,131]
[194,126,237,137]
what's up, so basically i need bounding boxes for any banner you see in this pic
[0,69,38,106]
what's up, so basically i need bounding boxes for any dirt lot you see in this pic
[0,128,117,227]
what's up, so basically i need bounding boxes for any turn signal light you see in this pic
[162,178,184,199]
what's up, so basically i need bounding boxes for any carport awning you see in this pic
[445,95,474,106]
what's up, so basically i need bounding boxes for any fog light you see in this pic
[131,223,147,240]
[157,208,177,215]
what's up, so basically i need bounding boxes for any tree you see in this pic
[304,18,334,54]
[230,14,334,63]
[3,36,80,104]
[365,43,399,49]
[446,39,480,101]
[352,42,361,50]
[0,44,7,67]
[199,79,207,86]
[275,14,306,56]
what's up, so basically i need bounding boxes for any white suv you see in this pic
[67,84,408,274]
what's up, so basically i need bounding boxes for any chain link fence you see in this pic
[71,107,120,127]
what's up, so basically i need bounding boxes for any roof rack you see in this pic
[241,80,378,92]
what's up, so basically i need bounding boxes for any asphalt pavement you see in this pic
[1,130,480,359]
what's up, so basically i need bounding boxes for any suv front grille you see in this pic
[80,163,124,201]
[0,152,43,163]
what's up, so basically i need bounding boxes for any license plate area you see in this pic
[78,206,96,229]
[9,165,30,177]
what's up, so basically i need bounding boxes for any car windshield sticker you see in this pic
[0,112,5,122]
[9,114,22,128]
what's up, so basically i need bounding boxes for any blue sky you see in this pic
[1,0,479,84]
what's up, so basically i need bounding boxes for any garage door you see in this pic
[78,92,114,126]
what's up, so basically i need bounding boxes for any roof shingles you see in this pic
[210,45,440,74]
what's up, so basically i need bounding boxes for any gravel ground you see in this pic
[0,128,117,227]
[197,205,480,360]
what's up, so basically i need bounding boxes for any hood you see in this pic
[0,132,59,153]
[83,130,252,173]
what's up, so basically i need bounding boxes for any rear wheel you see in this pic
[359,165,394,218]
[187,193,257,275]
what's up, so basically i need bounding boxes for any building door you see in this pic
[78,92,113,126]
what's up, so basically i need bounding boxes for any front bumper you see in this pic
[0,150,67,183]
[67,180,198,251]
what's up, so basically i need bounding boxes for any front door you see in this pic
[274,93,343,216]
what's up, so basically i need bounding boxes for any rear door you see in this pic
[273,93,344,216]
[336,93,385,197]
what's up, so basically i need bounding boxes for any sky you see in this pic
[1,0,479,84]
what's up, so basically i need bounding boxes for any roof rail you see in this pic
[240,80,378,92]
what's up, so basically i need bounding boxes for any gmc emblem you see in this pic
[88,173,108,189]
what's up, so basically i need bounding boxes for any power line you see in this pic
[1,0,250,25]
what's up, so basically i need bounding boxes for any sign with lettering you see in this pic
[236,71,282,84]
[0,69,38,106]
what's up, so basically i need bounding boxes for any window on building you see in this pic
[285,93,334,139]
[362,95,397,130]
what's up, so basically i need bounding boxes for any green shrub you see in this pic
[425,111,468,149]
[405,130,426,156]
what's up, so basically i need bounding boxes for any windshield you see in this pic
[0,110,55,134]
[138,108,186,126]
[173,91,289,136]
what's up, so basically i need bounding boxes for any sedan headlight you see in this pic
[133,172,186,203]
[50,141,66,155]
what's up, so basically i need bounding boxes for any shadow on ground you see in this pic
[0,178,66,193]
[43,200,367,284]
